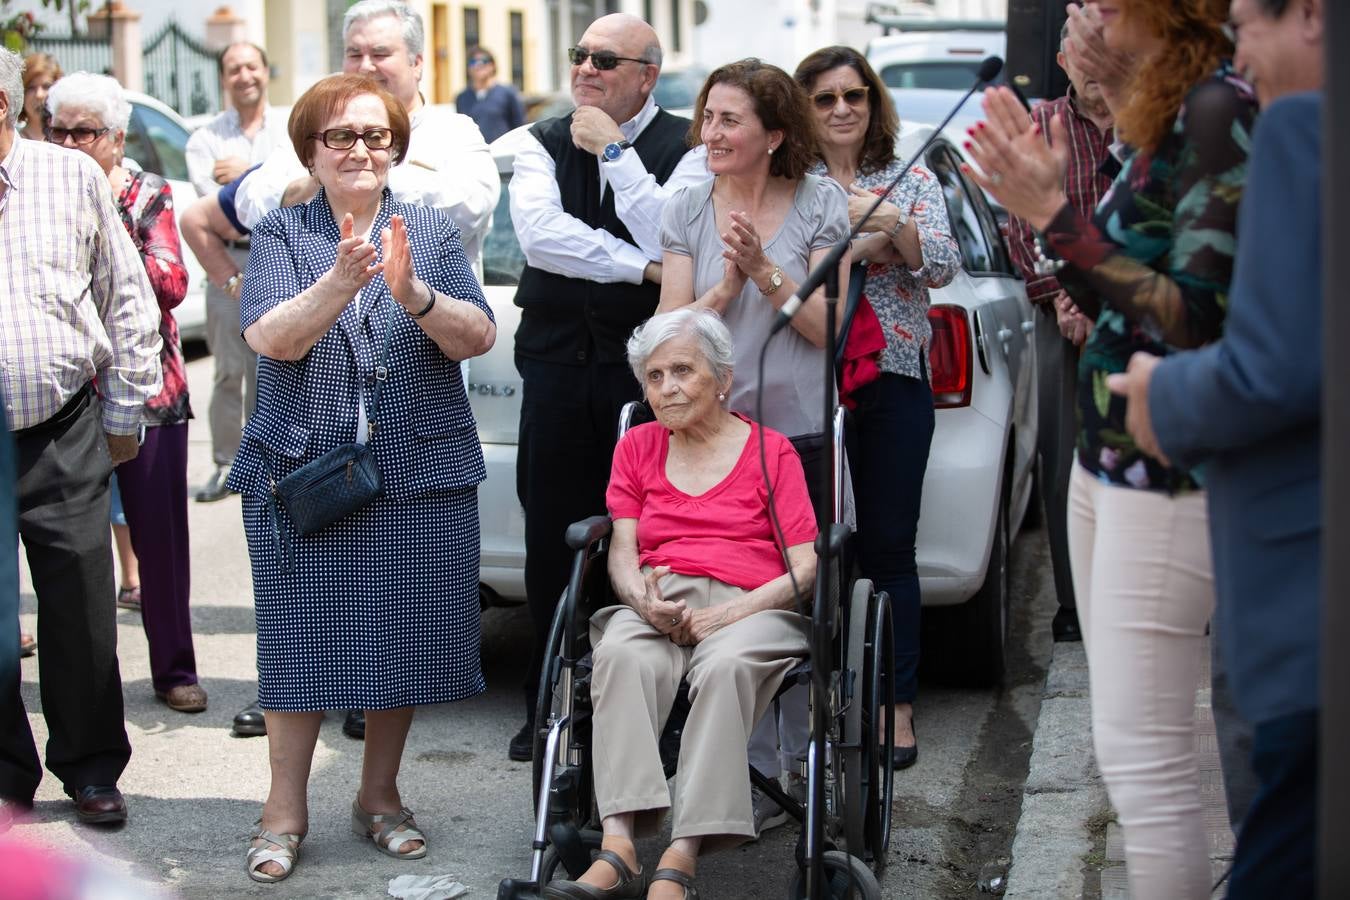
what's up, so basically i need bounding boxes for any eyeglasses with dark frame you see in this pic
[567,46,649,71]
[810,86,871,111]
[308,127,395,151]
[469,55,492,66]
[45,125,112,145]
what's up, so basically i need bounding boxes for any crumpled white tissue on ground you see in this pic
[387,873,470,899]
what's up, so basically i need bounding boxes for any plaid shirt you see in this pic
[0,137,162,434]
[1006,90,1114,308]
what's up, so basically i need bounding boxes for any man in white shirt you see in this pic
[186,41,291,503]
[505,12,707,762]
[231,0,497,267]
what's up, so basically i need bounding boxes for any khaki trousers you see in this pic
[589,571,808,846]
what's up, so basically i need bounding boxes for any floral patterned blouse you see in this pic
[1044,64,1257,491]
[810,159,961,380]
[116,169,192,426]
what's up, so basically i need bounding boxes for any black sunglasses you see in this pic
[811,86,870,111]
[567,46,648,71]
[309,127,394,151]
[46,125,112,145]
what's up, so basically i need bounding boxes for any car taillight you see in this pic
[928,304,972,409]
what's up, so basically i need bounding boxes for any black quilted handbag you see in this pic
[269,297,394,538]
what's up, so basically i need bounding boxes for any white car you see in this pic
[865,18,1006,92]
[469,122,1036,685]
[122,91,209,343]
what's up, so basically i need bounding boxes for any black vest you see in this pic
[514,109,691,365]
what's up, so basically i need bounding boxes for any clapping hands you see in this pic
[962,87,1070,231]
[328,212,383,294]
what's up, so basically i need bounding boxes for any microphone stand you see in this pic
[785,57,1003,900]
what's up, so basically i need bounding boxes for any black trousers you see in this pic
[1228,710,1318,899]
[1034,309,1078,612]
[515,354,641,715]
[0,386,131,803]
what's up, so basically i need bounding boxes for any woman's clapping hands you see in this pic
[381,214,428,313]
[329,212,384,294]
[961,87,1071,232]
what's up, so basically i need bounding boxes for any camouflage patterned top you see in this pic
[1044,64,1257,492]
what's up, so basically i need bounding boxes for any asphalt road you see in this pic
[10,351,1058,899]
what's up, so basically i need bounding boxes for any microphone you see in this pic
[770,55,1004,334]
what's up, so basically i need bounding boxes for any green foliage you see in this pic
[2,0,92,52]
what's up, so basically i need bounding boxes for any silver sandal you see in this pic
[246,823,304,883]
[351,799,428,859]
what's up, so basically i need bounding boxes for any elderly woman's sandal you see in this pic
[245,824,304,883]
[351,799,428,859]
[540,849,647,899]
[650,868,700,899]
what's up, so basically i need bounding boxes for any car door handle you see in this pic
[1021,320,1035,334]
[997,327,1013,343]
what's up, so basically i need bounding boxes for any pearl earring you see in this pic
[767,146,775,155]
[718,392,726,401]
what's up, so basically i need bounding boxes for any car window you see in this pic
[483,173,526,286]
[653,70,705,111]
[880,61,984,91]
[129,103,191,183]
[122,109,162,177]
[926,143,1013,275]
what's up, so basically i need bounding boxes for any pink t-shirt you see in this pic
[606,414,818,591]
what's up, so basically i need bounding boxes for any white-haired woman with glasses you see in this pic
[544,308,816,900]
[227,73,496,883]
[45,72,206,714]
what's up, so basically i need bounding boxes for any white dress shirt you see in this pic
[184,105,292,198]
[232,103,498,266]
[508,95,709,286]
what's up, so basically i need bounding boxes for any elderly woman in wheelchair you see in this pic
[542,307,816,900]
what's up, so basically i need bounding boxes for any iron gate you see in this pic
[28,32,111,79]
[143,19,218,117]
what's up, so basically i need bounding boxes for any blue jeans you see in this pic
[1228,709,1318,899]
[845,370,934,703]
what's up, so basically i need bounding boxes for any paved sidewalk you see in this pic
[1006,638,1236,899]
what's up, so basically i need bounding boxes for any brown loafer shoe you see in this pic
[157,684,209,713]
[71,786,127,825]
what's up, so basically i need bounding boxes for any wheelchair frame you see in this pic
[498,397,897,900]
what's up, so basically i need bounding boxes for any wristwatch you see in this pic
[601,140,632,162]
[762,266,784,296]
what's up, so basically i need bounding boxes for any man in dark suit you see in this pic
[506,13,707,761]
[1108,1,1324,894]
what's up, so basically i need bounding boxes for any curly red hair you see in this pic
[1114,0,1234,153]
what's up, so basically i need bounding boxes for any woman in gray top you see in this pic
[656,58,849,839]
[657,59,850,448]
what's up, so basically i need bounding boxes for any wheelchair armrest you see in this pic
[814,523,850,560]
[565,515,613,551]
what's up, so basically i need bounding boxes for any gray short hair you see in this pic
[344,0,425,58]
[642,42,663,67]
[47,71,131,133]
[627,308,735,386]
[0,48,22,128]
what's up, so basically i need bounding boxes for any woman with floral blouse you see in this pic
[963,0,1256,895]
[47,73,205,714]
[794,46,960,772]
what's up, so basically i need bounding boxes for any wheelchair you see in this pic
[498,401,896,900]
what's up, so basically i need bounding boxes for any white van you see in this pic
[865,19,1005,91]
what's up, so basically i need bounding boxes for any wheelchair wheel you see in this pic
[863,590,895,870]
[531,593,569,807]
[839,579,873,861]
[788,849,883,900]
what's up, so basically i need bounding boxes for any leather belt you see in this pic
[14,382,94,438]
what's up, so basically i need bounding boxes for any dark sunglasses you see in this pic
[811,86,870,110]
[469,55,492,66]
[309,127,394,151]
[567,46,648,71]
[46,125,112,145]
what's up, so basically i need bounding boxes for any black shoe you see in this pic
[71,785,127,826]
[1052,607,1082,643]
[195,466,236,503]
[343,709,366,740]
[889,743,919,770]
[232,700,267,737]
[508,720,534,762]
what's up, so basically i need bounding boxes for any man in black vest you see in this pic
[506,13,708,760]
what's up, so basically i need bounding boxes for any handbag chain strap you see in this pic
[364,290,398,437]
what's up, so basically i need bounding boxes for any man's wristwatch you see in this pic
[762,266,784,296]
[601,140,632,162]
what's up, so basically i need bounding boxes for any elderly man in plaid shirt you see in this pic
[0,47,162,830]
[1006,18,1118,645]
